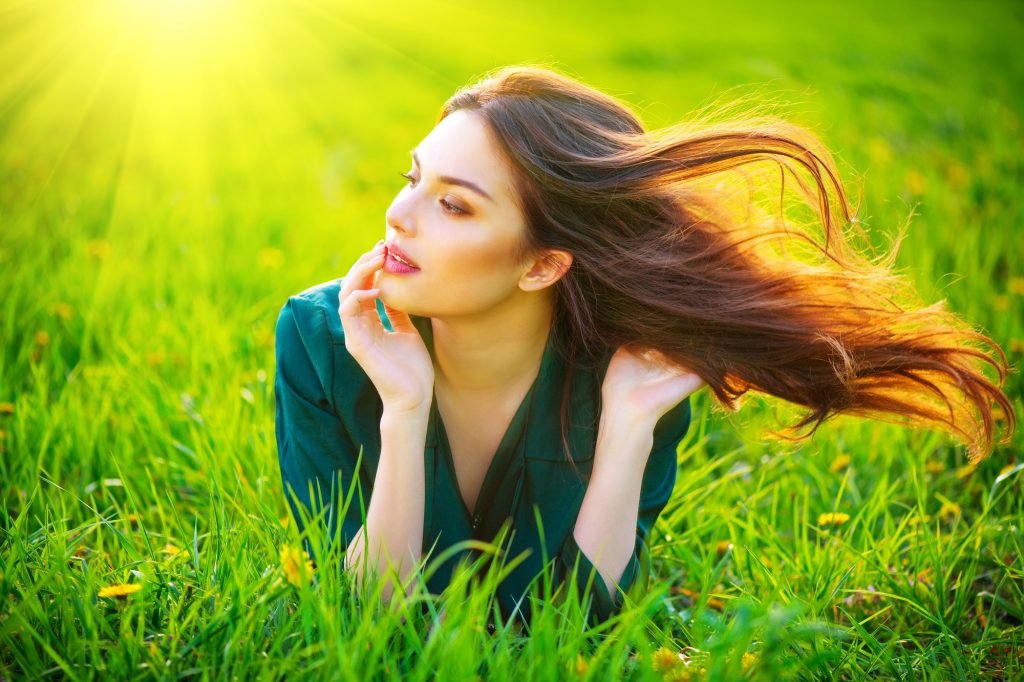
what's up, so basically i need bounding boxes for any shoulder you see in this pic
[274,278,386,458]
[275,279,340,375]
[277,276,394,348]
[277,277,343,344]
[275,277,394,408]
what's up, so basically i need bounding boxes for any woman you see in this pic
[274,66,1015,628]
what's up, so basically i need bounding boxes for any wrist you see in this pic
[594,407,657,470]
[381,403,431,429]
[599,396,660,432]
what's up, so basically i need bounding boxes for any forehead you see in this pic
[416,110,515,202]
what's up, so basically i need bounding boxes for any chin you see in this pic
[377,286,411,313]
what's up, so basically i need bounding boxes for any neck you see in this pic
[429,291,554,395]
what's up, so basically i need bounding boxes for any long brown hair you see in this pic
[439,65,1016,463]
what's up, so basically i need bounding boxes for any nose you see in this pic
[385,193,416,237]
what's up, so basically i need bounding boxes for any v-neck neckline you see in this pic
[433,383,537,522]
[413,314,556,527]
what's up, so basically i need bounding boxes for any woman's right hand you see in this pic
[338,240,435,414]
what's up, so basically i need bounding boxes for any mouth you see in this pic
[385,244,419,269]
[384,246,420,273]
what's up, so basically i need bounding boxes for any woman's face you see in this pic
[378,109,535,317]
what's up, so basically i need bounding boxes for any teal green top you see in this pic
[274,278,692,626]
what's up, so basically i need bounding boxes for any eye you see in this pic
[440,198,467,215]
[399,171,469,216]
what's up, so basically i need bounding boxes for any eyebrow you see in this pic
[410,149,496,204]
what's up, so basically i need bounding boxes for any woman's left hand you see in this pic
[601,345,706,421]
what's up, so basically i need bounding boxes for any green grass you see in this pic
[1,0,1022,679]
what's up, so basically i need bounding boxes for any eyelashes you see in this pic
[399,172,468,216]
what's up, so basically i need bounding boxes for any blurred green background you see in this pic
[1,0,1020,399]
[1,0,1021,678]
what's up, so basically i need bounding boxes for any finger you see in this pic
[354,240,387,264]
[340,242,386,287]
[338,253,385,301]
[382,302,416,333]
[339,288,382,322]
[348,249,386,278]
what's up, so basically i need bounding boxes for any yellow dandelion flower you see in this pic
[907,513,932,526]
[818,512,851,527]
[829,454,851,473]
[955,463,977,479]
[0,403,13,416]
[905,169,927,195]
[280,544,314,588]
[715,540,733,558]
[651,646,685,674]
[938,500,961,521]
[664,669,693,682]
[945,162,969,189]
[49,302,73,320]
[575,653,588,676]
[86,239,109,260]
[867,137,892,164]
[258,247,284,270]
[98,582,142,598]
[34,330,50,347]
[279,515,290,529]
[1009,277,1024,296]
[161,543,189,560]
[741,652,758,670]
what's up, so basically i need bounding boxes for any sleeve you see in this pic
[556,396,692,626]
[274,294,366,568]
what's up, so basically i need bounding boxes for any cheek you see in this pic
[452,244,510,272]
[435,239,520,291]
[379,219,526,316]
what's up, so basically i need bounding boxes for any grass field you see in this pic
[1,0,1022,679]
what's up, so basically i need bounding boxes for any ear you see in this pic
[518,249,573,292]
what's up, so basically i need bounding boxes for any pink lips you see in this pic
[386,242,418,267]
[383,246,420,274]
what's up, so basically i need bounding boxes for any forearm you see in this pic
[344,406,430,604]
[572,408,657,598]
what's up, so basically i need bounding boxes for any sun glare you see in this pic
[1,0,390,235]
